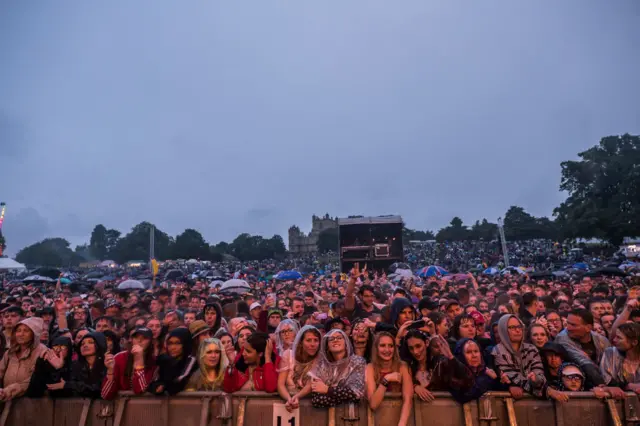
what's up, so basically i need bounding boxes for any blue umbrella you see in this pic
[416,266,448,277]
[572,263,589,271]
[483,267,499,275]
[275,270,303,280]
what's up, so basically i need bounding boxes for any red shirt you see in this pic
[101,351,157,400]
[223,350,278,393]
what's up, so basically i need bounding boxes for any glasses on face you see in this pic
[280,329,294,335]
[507,325,524,331]
[327,336,344,342]
[563,374,583,382]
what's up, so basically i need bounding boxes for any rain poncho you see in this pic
[279,325,321,395]
[310,329,366,408]
[274,319,300,355]
[491,315,545,397]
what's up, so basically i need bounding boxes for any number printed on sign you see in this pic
[273,403,299,426]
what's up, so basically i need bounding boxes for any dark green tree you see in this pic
[172,229,210,260]
[111,222,173,263]
[74,244,93,261]
[436,217,470,242]
[469,219,498,240]
[317,227,340,253]
[89,224,121,260]
[503,206,557,240]
[16,238,83,267]
[554,134,640,245]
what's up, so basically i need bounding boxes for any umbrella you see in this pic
[59,277,72,285]
[501,266,526,276]
[552,270,568,277]
[30,267,62,280]
[117,280,145,290]
[572,262,589,271]
[528,271,553,279]
[84,271,104,279]
[209,279,225,288]
[389,262,410,273]
[275,270,303,281]
[99,275,115,281]
[585,267,628,277]
[22,275,56,283]
[209,270,225,279]
[164,269,184,281]
[219,279,251,295]
[445,273,471,282]
[395,268,413,278]
[483,267,500,275]
[416,266,448,277]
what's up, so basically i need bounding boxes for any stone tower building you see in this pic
[288,214,338,254]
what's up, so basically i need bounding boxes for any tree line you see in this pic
[11,134,640,265]
[15,222,287,267]
[314,134,640,251]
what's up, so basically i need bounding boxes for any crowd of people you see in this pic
[1,255,639,426]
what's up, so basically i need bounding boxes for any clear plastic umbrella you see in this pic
[219,279,251,295]
[117,279,145,290]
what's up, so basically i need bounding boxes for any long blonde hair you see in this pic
[197,338,228,389]
[370,331,403,385]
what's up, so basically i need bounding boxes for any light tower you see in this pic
[0,202,6,256]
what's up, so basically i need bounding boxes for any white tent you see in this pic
[0,258,27,271]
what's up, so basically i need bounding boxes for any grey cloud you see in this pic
[0,1,639,255]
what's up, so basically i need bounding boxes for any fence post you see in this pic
[112,396,129,426]
[199,397,212,426]
[77,399,92,426]
[0,401,11,426]
[236,398,246,426]
[463,402,474,426]
[328,407,336,426]
[504,397,518,426]
[478,395,497,426]
[606,399,623,426]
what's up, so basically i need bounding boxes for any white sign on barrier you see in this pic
[273,403,299,426]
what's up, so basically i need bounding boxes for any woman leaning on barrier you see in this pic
[309,329,366,408]
[449,338,499,404]
[277,325,321,412]
[365,332,412,426]
[149,328,197,395]
[101,326,157,399]
[47,331,107,398]
[223,332,278,393]
[400,330,472,403]
[600,322,640,395]
[185,338,228,391]
[491,315,546,400]
[0,317,49,401]
[26,336,73,398]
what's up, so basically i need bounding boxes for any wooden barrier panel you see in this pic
[1,391,638,426]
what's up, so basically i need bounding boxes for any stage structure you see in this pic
[338,215,403,273]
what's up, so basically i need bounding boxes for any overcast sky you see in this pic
[1,1,639,255]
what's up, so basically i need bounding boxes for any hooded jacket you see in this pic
[65,332,107,398]
[27,336,74,398]
[0,317,49,400]
[491,315,546,398]
[554,329,609,387]
[450,338,498,403]
[149,328,196,395]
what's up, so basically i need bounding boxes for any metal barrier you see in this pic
[1,391,639,426]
